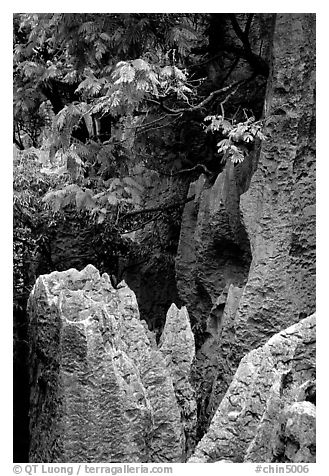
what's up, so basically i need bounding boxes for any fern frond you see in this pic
[100,32,112,43]
[78,21,97,36]
[113,63,136,84]
[95,41,107,61]
[132,58,151,71]
[75,188,96,211]
[56,106,70,131]
[42,183,81,212]
[63,70,78,84]
[75,76,103,96]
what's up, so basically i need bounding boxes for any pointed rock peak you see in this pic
[159,303,197,454]
[28,265,186,463]
[159,303,195,367]
[160,304,194,346]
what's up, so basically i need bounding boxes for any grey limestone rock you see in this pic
[159,303,197,454]
[175,166,252,434]
[189,314,315,463]
[175,13,316,437]
[28,264,195,463]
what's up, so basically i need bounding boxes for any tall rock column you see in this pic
[236,12,316,350]
[175,13,315,438]
[28,264,195,463]
[210,12,316,425]
[175,166,252,437]
[159,304,197,455]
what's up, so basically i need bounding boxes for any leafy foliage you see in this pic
[87,59,194,116]
[13,14,273,462]
[13,13,269,305]
[204,114,267,163]
[13,145,141,304]
[42,173,144,224]
[13,147,58,306]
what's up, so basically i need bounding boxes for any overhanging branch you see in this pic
[147,78,253,116]
[121,212,162,235]
[228,14,268,77]
[121,194,196,220]
[244,14,254,37]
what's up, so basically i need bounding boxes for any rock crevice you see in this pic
[174,13,315,440]
[189,314,316,463]
[26,13,315,464]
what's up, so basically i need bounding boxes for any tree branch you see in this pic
[14,123,24,150]
[136,113,183,134]
[147,78,251,116]
[228,14,268,77]
[220,83,244,117]
[136,113,173,132]
[121,194,196,220]
[146,97,182,115]
[132,159,212,178]
[229,14,250,46]
[244,14,254,37]
[13,135,24,150]
[172,163,212,176]
[121,212,162,235]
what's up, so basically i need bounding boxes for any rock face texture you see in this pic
[25,14,315,464]
[175,166,253,435]
[159,304,197,454]
[189,314,316,463]
[175,13,316,438]
[28,264,195,463]
[232,11,316,355]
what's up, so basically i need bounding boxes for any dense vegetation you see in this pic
[13,12,272,462]
[13,13,270,306]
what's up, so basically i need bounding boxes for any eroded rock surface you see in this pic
[28,264,195,463]
[25,14,316,464]
[210,12,316,416]
[159,304,197,455]
[175,165,252,436]
[175,13,316,439]
[189,314,316,463]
